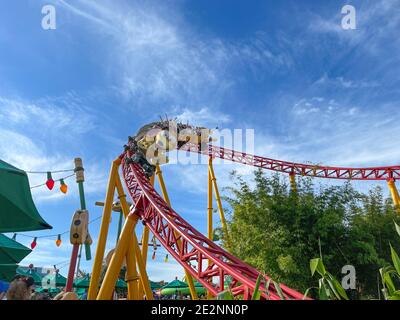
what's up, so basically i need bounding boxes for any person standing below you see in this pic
[6,276,34,300]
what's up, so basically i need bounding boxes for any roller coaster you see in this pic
[86,121,400,300]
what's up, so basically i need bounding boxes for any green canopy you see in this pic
[73,275,90,288]
[0,263,18,282]
[161,286,206,296]
[162,279,188,289]
[0,234,31,264]
[0,159,52,232]
[17,268,42,285]
[35,287,61,294]
[42,272,67,287]
[17,267,43,285]
[115,278,127,289]
[149,280,163,289]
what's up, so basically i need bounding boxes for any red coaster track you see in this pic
[121,141,400,299]
[181,143,400,181]
[121,149,306,300]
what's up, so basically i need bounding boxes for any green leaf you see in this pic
[390,243,400,275]
[331,277,349,300]
[318,279,329,300]
[251,274,263,300]
[310,258,319,276]
[302,288,311,300]
[216,290,234,300]
[263,279,272,298]
[273,281,285,300]
[394,221,400,238]
[325,275,341,300]
[316,259,326,276]
[310,258,326,277]
[383,272,396,296]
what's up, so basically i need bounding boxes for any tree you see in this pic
[223,169,400,298]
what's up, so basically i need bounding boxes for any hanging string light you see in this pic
[152,251,156,260]
[59,179,68,194]
[56,234,62,247]
[31,237,37,249]
[46,172,55,190]
[164,254,169,263]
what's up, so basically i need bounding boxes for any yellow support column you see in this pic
[388,179,400,209]
[132,231,154,300]
[137,226,150,297]
[88,159,120,300]
[289,172,297,193]
[207,157,214,300]
[137,175,153,297]
[155,165,198,300]
[97,213,138,300]
[115,175,140,300]
[208,159,231,249]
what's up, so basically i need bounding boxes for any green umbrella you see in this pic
[149,280,162,289]
[0,234,31,264]
[115,278,127,289]
[73,276,90,288]
[162,279,188,289]
[0,159,52,232]
[160,279,188,295]
[161,280,206,296]
[75,287,86,296]
[42,272,67,287]
[17,267,42,285]
[161,286,207,296]
[0,263,18,282]
[73,275,91,288]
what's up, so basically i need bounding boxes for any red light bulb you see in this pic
[46,172,54,190]
[31,237,37,249]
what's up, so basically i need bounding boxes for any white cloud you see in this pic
[0,93,108,201]
[315,74,380,89]
[175,107,231,127]
[57,0,293,115]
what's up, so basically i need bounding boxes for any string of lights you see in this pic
[25,169,75,174]
[11,215,103,249]
[30,172,75,191]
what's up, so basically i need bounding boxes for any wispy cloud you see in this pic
[57,0,293,117]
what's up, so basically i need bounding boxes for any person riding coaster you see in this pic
[125,119,213,178]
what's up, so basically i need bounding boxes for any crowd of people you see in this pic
[0,275,78,300]
[0,276,207,300]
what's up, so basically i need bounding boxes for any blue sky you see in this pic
[1,0,400,281]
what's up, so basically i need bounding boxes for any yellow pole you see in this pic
[207,157,213,300]
[97,214,137,300]
[126,244,139,300]
[388,179,400,209]
[132,231,154,300]
[141,174,153,263]
[208,160,231,249]
[137,175,153,297]
[289,172,297,193]
[115,174,140,300]
[88,159,119,300]
[155,165,198,300]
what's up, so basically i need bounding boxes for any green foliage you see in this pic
[379,222,400,300]
[224,169,400,299]
[308,258,348,300]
